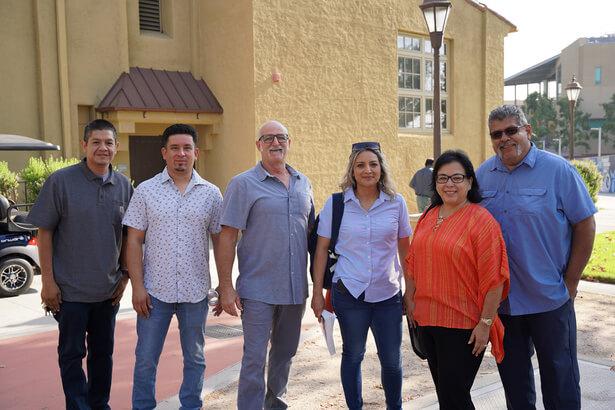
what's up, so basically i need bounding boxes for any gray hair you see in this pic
[339,148,396,196]
[488,105,529,126]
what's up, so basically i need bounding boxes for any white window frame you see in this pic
[397,34,449,132]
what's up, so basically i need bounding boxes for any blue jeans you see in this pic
[332,282,403,410]
[132,296,209,410]
[54,299,119,410]
[497,299,580,410]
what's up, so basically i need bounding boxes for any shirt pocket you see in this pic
[480,190,498,212]
[513,188,547,215]
[293,192,312,219]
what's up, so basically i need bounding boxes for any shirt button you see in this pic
[506,190,509,194]
[504,210,508,214]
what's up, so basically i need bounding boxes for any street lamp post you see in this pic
[419,0,452,159]
[565,75,582,160]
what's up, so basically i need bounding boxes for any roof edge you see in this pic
[464,0,517,33]
[504,54,560,84]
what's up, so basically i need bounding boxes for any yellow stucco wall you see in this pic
[0,0,512,209]
[252,0,512,209]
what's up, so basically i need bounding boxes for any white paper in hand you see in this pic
[320,310,337,356]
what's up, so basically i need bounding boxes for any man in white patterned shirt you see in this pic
[123,124,223,410]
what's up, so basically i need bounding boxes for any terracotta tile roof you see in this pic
[97,67,223,114]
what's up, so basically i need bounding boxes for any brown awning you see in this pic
[97,67,223,114]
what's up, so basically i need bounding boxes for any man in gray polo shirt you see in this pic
[217,120,312,410]
[28,119,132,409]
[409,158,434,212]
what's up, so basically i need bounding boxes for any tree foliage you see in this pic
[524,92,592,153]
[601,93,615,149]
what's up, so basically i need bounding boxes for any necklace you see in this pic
[433,200,469,232]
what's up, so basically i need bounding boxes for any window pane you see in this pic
[413,75,421,90]
[425,39,446,55]
[595,67,602,84]
[399,97,421,129]
[425,60,433,91]
[399,58,421,90]
[425,98,433,128]
[398,35,421,51]
[441,99,447,129]
[413,59,420,73]
[441,61,447,91]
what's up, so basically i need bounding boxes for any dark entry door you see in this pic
[129,136,166,186]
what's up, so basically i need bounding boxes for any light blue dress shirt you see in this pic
[220,163,312,305]
[317,189,412,303]
[476,144,597,315]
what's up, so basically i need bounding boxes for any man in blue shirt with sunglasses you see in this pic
[476,105,596,410]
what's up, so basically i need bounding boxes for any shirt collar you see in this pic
[491,142,538,172]
[343,188,393,206]
[159,167,206,186]
[79,158,116,185]
[255,161,300,182]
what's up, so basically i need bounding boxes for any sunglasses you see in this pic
[259,134,289,144]
[351,141,381,152]
[489,125,525,140]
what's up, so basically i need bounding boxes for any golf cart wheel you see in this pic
[0,258,34,297]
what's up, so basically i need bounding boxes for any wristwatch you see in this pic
[480,317,493,326]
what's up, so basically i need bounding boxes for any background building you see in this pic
[0,0,514,209]
[504,34,615,157]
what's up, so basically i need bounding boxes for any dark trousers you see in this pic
[418,326,484,410]
[54,299,119,410]
[497,299,580,410]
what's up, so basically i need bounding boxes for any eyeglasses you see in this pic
[489,125,525,140]
[435,173,467,184]
[259,134,289,144]
[351,141,381,152]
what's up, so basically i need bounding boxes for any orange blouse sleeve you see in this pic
[472,211,510,300]
[471,208,510,363]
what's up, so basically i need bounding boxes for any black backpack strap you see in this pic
[329,192,345,251]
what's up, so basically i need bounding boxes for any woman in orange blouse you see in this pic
[404,150,510,409]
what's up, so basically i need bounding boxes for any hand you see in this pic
[41,276,62,313]
[219,285,242,317]
[311,290,325,321]
[212,303,224,317]
[403,291,416,327]
[564,276,579,300]
[132,284,152,318]
[111,275,129,306]
[468,322,490,356]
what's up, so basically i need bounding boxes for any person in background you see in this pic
[405,150,509,409]
[409,158,434,212]
[311,141,411,410]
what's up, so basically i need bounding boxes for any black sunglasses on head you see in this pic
[351,141,381,152]
[489,125,526,140]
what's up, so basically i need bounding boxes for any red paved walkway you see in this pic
[0,314,244,410]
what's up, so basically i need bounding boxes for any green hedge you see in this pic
[0,161,19,201]
[571,160,603,203]
[21,157,79,202]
